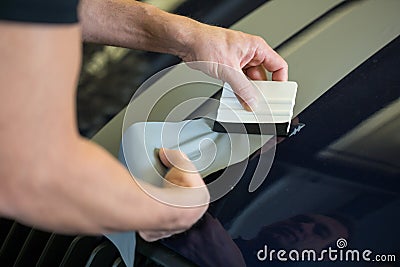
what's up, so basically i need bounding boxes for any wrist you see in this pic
[159,12,201,60]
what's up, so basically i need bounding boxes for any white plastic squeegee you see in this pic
[214,81,298,136]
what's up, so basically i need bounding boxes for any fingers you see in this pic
[184,26,288,109]
[139,229,183,242]
[244,65,267,81]
[243,37,287,81]
[159,148,194,172]
[218,65,261,111]
[158,148,204,188]
[159,147,183,168]
[141,149,209,240]
[261,47,288,82]
[219,41,287,110]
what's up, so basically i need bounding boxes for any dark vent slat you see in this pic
[112,257,126,267]
[0,219,14,248]
[37,234,75,267]
[85,241,119,267]
[0,223,31,266]
[59,236,103,267]
[13,229,51,267]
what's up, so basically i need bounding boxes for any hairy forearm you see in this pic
[0,21,205,235]
[79,0,288,111]
[79,0,199,58]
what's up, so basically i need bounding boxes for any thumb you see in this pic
[158,148,196,172]
[159,148,205,189]
[218,64,260,111]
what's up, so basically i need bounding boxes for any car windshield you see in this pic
[160,36,400,267]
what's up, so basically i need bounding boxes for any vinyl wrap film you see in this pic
[106,79,299,266]
[107,118,275,267]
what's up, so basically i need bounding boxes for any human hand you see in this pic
[138,148,209,242]
[81,1,287,110]
[181,24,288,111]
